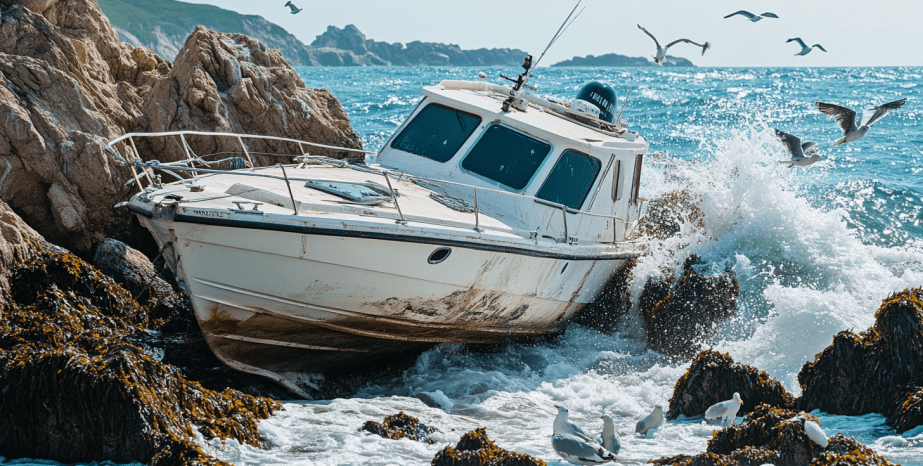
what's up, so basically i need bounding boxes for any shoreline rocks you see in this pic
[798,288,923,432]
[431,428,546,466]
[0,0,362,254]
[0,244,281,464]
[668,350,794,419]
[360,412,438,444]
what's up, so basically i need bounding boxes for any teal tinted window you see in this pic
[390,103,481,162]
[536,150,601,210]
[461,125,551,190]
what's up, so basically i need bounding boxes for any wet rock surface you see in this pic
[93,237,173,297]
[669,350,794,419]
[0,245,282,464]
[654,405,893,466]
[641,256,739,358]
[431,428,546,466]
[360,411,438,444]
[798,288,923,431]
[573,259,636,333]
[0,0,361,253]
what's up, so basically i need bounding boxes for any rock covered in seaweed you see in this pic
[573,259,636,333]
[798,288,923,431]
[668,350,794,419]
[812,433,895,466]
[641,255,739,358]
[706,405,821,466]
[360,411,438,444]
[889,387,923,434]
[0,246,281,464]
[431,428,546,466]
[0,200,46,300]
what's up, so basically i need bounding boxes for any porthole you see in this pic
[428,247,452,264]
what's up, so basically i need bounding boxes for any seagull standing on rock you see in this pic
[803,419,828,447]
[775,129,823,167]
[284,1,302,14]
[705,392,744,428]
[635,405,665,437]
[723,10,779,22]
[637,25,710,65]
[787,38,827,56]
[816,98,908,145]
[552,405,617,465]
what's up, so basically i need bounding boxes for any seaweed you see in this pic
[0,247,280,465]
[798,288,923,431]
[360,411,438,444]
[573,259,636,333]
[431,428,546,466]
[668,350,794,420]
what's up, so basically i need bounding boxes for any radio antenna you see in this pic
[528,1,584,78]
[615,88,633,126]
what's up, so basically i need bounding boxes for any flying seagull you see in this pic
[775,129,822,167]
[787,38,827,56]
[637,25,710,65]
[635,404,664,437]
[705,392,743,428]
[815,98,908,145]
[598,415,621,455]
[724,10,779,22]
[284,1,302,14]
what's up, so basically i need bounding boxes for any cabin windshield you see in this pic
[536,150,602,210]
[461,124,552,191]
[390,103,481,162]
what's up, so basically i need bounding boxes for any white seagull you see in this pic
[284,1,302,14]
[551,433,617,465]
[704,392,744,428]
[775,129,822,167]
[724,10,779,22]
[803,420,828,447]
[598,415,621,455]
[554,405,595,442]
[637,25,710,65]
[635,405,665,437]
[816,98,908,145]
[552,405,616,465]
[787,38,827,56]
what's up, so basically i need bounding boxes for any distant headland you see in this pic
[98,0,695,67]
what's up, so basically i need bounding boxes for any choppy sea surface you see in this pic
[13,66,923,466]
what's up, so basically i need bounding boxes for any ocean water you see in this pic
[9,66,923,466]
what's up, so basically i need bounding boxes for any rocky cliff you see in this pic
[553,52,696,67]
[99,0,317,65]
[309,24,528,66]
[0,0,361,254]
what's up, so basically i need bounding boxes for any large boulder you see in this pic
[93,237,173,297]
[641,256,738,358]
[798,288,923,431]
[668,350,794,419]
[0,246,281,464]
[0,200,45,299]
[0,0,361,253]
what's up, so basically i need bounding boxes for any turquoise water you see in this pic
[218,66,923,465]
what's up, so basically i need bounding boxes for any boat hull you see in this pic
[139,216,624,389]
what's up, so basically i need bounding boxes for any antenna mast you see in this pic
[501,1,584,112]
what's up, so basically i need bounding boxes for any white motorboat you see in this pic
[108,73,648,395]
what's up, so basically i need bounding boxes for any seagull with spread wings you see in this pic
[815,98,908,145]
[637,25,710,65]
[284,1,302,14]
[724,10,779,22]
[787,38,827,56]
[775,129,822,167]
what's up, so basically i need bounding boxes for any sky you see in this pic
[181,0,921,67]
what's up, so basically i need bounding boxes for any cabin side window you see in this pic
[461,124,552,191]
[611,160,622,202]
[630,154,643,204]
[390,103,481,163]
[535,150,601,210]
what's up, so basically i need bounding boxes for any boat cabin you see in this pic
[377,79,648,242]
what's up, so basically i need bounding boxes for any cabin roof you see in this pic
[421,85,648,155]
